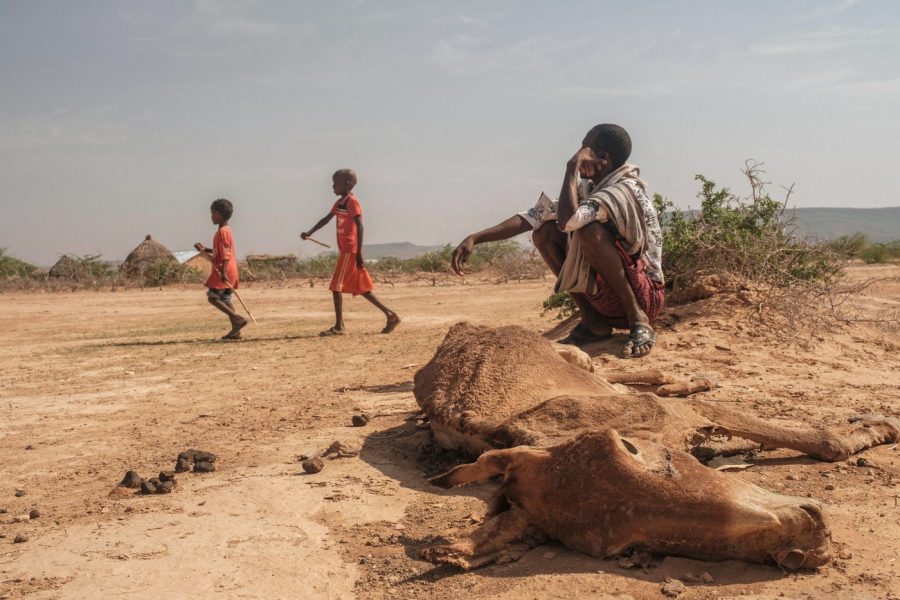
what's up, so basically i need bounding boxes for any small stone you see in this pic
[786,474,799,481]
[351,414,370,427]
[175,458,191,473]
[120,471,144,488]
[825,484,835,491]
[542,551,556,559]
[700,572,714,584]
[25,444,34,450]
[12,514,29,523]
[302,456,324,474]
[156,480,175,494]
[193,461,216,473]
[13,534,28,544]
[14,489,26,497]
[158,471,176,482]
[856,457,870,467]
[0,508,6,514]
[661,578,686,597]
[140,480,158,495]
[28,509,40,520]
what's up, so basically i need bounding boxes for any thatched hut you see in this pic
[48,254,81,278]
[120,235,176,277]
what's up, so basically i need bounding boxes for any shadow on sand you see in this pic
[99,333,319,347]
[337,381,415,394]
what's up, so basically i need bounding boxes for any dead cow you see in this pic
[414,323,899,570]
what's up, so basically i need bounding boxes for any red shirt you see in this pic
[206,225,239,289]
[330,193,362,255]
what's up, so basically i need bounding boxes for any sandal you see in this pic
[559,323,613,347]
[622,324,656,358]
[319,327,346,337]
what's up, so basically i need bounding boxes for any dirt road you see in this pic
[1,268,898,599]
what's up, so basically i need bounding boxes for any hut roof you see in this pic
[48,254,80,278]
[120,235,176,276]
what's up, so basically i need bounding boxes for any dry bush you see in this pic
[652,161,865,330]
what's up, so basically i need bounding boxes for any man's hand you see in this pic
[356,254,365,269]
[194,242,206,252]
[451,236,475,276]
[568,146,603,179]
[300,232,310,240]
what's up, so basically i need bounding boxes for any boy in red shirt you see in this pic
[194,198,247,340]
[302,169,400,336]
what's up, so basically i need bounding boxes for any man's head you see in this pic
[580,124,632,181]
[332,169,358,196]
[210,198,233,225]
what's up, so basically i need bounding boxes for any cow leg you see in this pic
[691,400,900,462]
[419,506,532,570]
[428,450,518,489]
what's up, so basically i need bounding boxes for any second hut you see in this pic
[121,235,176,278]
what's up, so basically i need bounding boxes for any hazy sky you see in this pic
[2,0,898,265]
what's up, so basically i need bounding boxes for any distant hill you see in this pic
[791,207,900,242]
[320,242,445,260]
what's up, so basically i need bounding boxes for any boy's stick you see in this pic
[228,286,259,325]
[302,235,331,249]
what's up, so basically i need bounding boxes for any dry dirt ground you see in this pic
[1,266,898,600]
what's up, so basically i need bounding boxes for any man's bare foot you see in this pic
[621,324,656,358]
[382,313,401,334]
[224,316,248,340]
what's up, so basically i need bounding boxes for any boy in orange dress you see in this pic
[194,198,247,340]
[302,169,400,336]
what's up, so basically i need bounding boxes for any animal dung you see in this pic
[140,480,158,495]
[351,413,370,427]
[158,471,176,482]
[28,508,40,519]
[120,470,144,488]
[175,448,218,474]
[193,461,216,473]
[302,456,324,474]
[157,480,176,494]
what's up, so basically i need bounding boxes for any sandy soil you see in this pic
[1,266,898,600]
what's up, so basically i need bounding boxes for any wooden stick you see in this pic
[229,287,259,325]
[302,236,331,249]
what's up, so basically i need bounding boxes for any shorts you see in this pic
[207,288,233,304]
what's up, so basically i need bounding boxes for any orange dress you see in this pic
[206,225,239,289]
[329,194,373,295]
